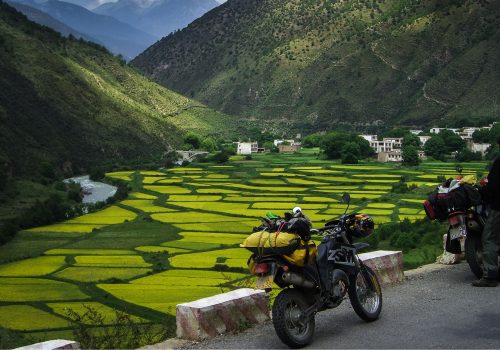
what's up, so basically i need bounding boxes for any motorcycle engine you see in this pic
[327,270,349,308]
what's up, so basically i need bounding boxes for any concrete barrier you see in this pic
[14,340,80,350]
[176,288,270,341]
[359,250,404,285]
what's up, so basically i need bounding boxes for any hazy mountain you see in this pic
[93,0,220,38]
[9,0,158,59]
[132,0,500,132]
[0,1,235,178]
[6,1,98,42]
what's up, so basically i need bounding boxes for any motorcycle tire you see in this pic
[348,265,382,322]
[272,288,315,349]
[464,235,483,278]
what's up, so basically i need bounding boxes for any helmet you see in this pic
[352,214,374,237]
[292,206,302,215]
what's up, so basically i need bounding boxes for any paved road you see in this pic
[184,263,500,349]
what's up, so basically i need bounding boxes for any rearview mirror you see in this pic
[341,192,350,204]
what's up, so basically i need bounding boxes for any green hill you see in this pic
[0,1,236,179]
[132,0,500,133]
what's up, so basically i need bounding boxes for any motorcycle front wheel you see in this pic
[348,265,382,322]
[272,288,315,349]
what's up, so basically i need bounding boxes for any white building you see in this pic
[470,143,491,156]
[378,150,402,162]
[236,142,258,155]
[273,139,297,147]
[359,134,378,142]
[410,130,423,135]
[378,149,427,163]
[418,135,432,146]
[369,138,403,153]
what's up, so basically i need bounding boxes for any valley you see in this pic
[0,151,487,347]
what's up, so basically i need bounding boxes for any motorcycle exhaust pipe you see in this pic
[282,272,315,288]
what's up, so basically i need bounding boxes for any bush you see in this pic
[66,306,173,349]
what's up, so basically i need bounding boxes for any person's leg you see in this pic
[482,209,500,279]
[473,209,500,286]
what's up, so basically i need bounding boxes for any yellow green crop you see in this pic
[0,305,71,330]
[54,267,150,282]
[0,256,66,277]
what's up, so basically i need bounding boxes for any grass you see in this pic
[47,302,144,324]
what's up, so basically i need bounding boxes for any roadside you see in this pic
[167,262,500,349]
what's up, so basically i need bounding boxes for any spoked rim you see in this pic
[284,300,310,340]
[355,271,381,314]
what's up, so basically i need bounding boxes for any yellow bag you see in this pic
[460,174,477,185]
[240,230,301,256]
[283,240,318,267]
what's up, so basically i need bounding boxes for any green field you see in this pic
[0,151,488,345]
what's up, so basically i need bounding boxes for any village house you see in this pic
[236,142,259,155]
[469,142,491,156]
[418,135,431,146]
[278,143,301,153]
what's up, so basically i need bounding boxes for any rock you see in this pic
[359,250,405,285]
[176,288,270,341]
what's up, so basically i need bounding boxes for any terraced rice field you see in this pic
[0,151,488,342]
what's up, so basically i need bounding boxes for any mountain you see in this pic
[9,0,158,59]
[132,0,500,133]
[93,0,220,38]
[0,1,236,178]
[6,1,98,42]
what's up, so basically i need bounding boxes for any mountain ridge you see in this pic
[93,0,220,38]
[132,0,500,133]
[0,1,236,178]
[10,0,158,59]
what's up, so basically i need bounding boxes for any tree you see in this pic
[402,133,421,148]
[472,129,491,143]
[402,145,420,166]
[183,132,201,149]
[439,130,465,153]
[201,137,217,152]
[303,133,323,147]
[212,151,230,163]
[320,132,373,160]
[455,148,482,162]
[341,142,360,157]
[424,136,446,161]
[341,152,358,164]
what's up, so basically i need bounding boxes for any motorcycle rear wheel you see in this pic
[464,235,483,278]
[348,265,382,322]
[272,288,315,349]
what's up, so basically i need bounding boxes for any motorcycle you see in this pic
[446,204,500,278]
[246,194,382,348]
[424,175,500,278]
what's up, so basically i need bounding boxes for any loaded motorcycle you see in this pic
[243,194,382,348]
[424,177,500,278]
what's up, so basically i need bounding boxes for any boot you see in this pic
[472,277,498,287]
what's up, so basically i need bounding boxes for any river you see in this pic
[64,175,117,204]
